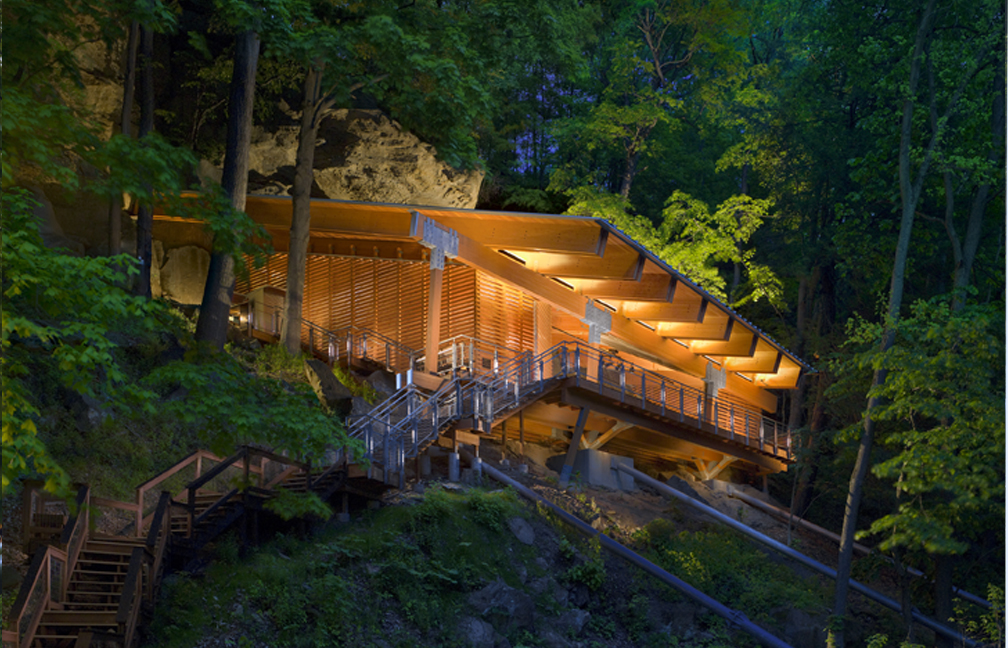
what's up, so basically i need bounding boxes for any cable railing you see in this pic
[234,302,420,374]
[416,334,529,376]
[340,340,793,486]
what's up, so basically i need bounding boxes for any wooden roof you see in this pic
[154,194,810,402]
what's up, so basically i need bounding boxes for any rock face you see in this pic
[159,246,210,305]
[245,109,483,208]
[467,579,536,635]
[304,359,353,415]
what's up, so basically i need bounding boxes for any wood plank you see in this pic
[572,275,674,301]
[690,330,759,358]
[519,248,645,281]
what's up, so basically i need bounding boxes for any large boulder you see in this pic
[303,359,353,415]
[243,109,483,208]
[467,579,536,635]
[159,246,210,305]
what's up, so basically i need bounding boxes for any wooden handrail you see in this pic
[192,488,239,529]
[60,486,90,601]
[244,445,310,472]
[186,447,247,494]
[116,547,145,647]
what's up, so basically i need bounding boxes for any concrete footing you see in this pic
[448,452,460,482]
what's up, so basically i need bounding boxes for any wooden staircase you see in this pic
[4,447,371,648]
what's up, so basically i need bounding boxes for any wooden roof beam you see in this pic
[572,274,675,302]
[723,343,783,373]
[266,233,429,261]
[690,327,760,358]
[520,249,646,281]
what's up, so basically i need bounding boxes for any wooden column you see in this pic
[559,407,590,488]
[426,265,444,374]
[519,410,526,460]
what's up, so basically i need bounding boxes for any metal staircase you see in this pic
[344,340,794,487]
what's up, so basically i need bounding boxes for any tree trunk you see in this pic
[619,150,639,199]
[109,20,138,257]
[133,23,155,297]
[933,554,954,648]
[281,62,326,355]
[195,30,260,351]
[951,73,1005,311]
[829,3,937,645]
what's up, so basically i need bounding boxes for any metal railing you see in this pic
[416,334,528,376]
[340,341,792,486]
[235,303,420,374]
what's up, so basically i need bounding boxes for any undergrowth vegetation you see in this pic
[147,486,531,648]
[632,519,828,629]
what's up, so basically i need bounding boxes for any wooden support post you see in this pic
[426,266,444,374]
[519,410,525,457]
[559,407,590,488]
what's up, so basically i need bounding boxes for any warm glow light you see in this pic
[498,249,526,265]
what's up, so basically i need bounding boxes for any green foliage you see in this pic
[264,487,333,521]
[332,364,381,404]
[142,351,359,462]
[635,519,826,623]
[251,343,309,383]
[1,190,168,494]
[467,487,513,532]
[835,296,1005,555]
[562,185,782,307]
[150,486,532,647]
[562,537,605,591]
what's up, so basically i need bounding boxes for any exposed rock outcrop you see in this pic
[303,359,353,415]
[159,246,210,305]
[243,109,482,208]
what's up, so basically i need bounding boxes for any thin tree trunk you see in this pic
[281,62,327,355]
[952,74,1005,311]
[829,2,937,645]
[195,30,260,351]
[134,23,155,297]
[109,20,138,257]
[619,150,639,199]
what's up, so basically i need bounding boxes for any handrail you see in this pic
[241,303,420,373]
[145,491,172,605]
[345,339,792,486]
[185,447,247,495]
[59,486,90,600]
[136,449,224,535]
[116,546,145,647]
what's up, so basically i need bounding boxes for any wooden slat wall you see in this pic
[534,300,552,356]
[237,255,478,352]
[443,264,477,341]
[475,271,535,353]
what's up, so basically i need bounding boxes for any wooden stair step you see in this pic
[39,610,118,626]
[76,558,130,567]
[62,602,120,611]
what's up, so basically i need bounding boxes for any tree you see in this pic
[827,0,1002,642]
[195,27,262,351]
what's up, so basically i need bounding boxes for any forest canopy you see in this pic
[2,0,1004,644]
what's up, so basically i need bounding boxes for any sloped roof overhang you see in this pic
[152,194,811,408]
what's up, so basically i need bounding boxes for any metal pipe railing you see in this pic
[614,463,979,647]
[461,449,794,648]
[724,486,992,610]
